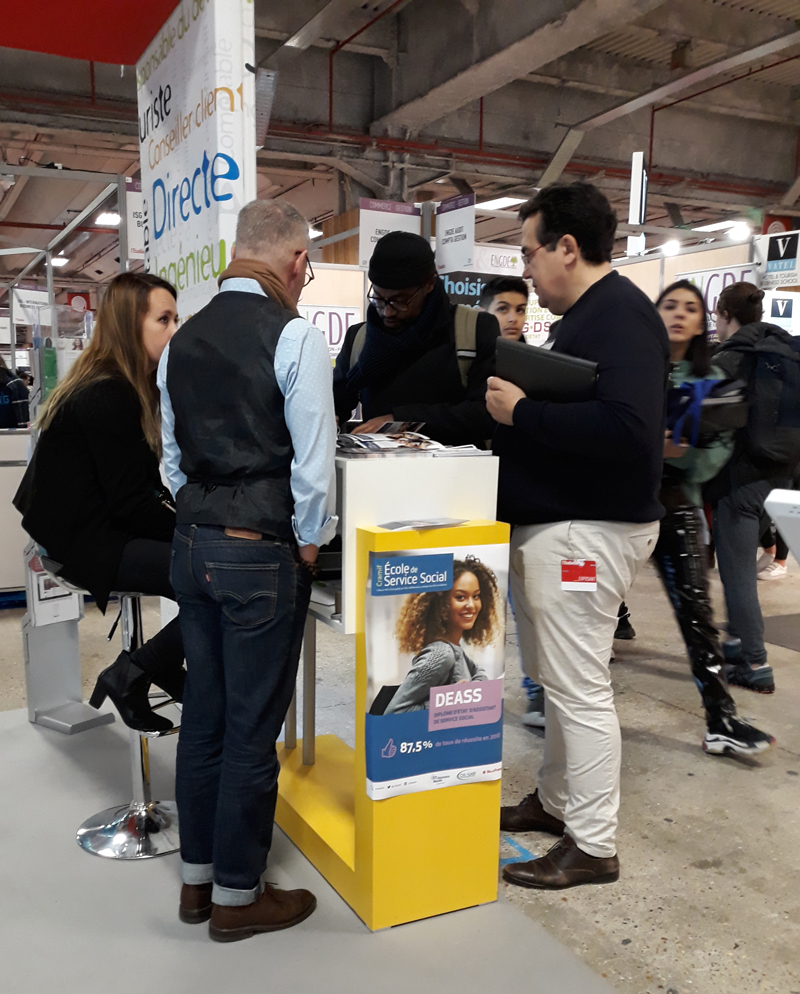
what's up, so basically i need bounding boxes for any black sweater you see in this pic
[13,377,175,610]
[333,292,499,447]
[493,271,669,526]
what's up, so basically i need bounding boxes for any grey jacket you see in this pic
[385,640,487,714]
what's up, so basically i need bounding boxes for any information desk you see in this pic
[276,451,508,930]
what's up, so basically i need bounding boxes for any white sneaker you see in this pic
[755,551,774,573]
[758,562,787,581]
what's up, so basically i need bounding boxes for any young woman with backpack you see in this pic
[648,280,774,755]
[706,281,800,695]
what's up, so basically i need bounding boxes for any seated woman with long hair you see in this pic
[385,556,500,714]
[14,272,185,732]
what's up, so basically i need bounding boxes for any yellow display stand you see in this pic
[276,519,509,930]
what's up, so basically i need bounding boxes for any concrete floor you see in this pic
[1,558,799,993]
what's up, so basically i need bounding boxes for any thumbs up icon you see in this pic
[381,739,397,759]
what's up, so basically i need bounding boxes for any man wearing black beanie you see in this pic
[333,231,499,446]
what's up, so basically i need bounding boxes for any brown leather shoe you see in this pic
[500,790,565,835]
[503,834,619,890]
[179,883,213,924]
[209,883,317,942]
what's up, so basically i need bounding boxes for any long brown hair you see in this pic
[37,273,176,455]
[395,557,500,655]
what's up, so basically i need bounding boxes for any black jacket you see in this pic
[13,377,175,610]
[706,321,800,500]
[333,292,499,446]
[493,271,669,526]
[0,366,29,428]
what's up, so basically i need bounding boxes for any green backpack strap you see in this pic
[454,305,479,390]
[350,322,368,366]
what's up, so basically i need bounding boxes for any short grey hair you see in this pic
[235,198,309,255]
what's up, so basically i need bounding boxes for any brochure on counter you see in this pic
[337,420,489,457]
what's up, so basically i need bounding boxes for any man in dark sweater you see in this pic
[489,183,668,890]
[333,231,498,446]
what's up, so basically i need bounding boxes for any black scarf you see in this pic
[347,279,445,392]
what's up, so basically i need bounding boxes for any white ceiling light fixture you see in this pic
[728,221,751,241]
[661,240,681,256]
[691,220,737,232]
[51,256,69,267]
[309,227,324,239]
[477,197,526,211]
[96,211,121,226]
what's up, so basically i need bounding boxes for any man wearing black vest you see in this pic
[488,183,668,890]
[158,199,336,941]
[333,231,498,445]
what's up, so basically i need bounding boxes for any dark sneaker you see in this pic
[521,689,545,728]
[614,614,636,640]
[724,662,775,694]
[179,882,213,924]
[209,883,316,942]
[503,834,619,890]
[500,790,565,835]
[704,716,775,756]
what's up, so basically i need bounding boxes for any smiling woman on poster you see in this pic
[385,557,500,714]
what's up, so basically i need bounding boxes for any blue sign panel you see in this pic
[371,553,453,597]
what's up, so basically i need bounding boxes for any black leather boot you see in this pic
[89,651,173,733]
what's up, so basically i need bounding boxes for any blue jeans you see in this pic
[171,524,311,906]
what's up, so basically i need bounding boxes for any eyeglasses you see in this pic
[521,243,546,266]
[303,256,315,288]
[367,284,425,314]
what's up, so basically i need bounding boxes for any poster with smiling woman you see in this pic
[364,544,508,800]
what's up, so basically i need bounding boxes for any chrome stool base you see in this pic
[77,800,179,859]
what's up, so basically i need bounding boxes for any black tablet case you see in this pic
[496,337,598,402]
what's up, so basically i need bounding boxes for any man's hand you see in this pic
[486,376,526,426]
[299,544,319,564]
[353,415,393,434]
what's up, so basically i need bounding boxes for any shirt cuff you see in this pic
[292,513,339,549]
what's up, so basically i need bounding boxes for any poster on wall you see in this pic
[762,291,800,335]
[364,543,507,800]
[125,177,145,262]
[298,303,362,359]
[753,232,800,290]
[358,199,421,269]
[435,194,475,274]
[136,0,256,319]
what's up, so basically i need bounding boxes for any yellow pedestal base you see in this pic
[276,520,509,931]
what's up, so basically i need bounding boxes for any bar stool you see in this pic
[37,554,181,859]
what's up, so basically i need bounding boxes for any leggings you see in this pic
[112,537,184,682]
[652,505,735,722]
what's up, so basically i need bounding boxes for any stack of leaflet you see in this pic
[337,429,486,457]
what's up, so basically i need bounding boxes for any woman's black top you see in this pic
[14,376,175,611]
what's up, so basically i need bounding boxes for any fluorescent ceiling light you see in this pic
[96,212,121,226]
[661,240,681,256]
[51,256,69,267]
[309,227,323,239]
[477,197,526,211]
[728,221,751,241]
[691,220,737,232]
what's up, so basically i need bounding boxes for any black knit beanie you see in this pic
[368,231,436,289]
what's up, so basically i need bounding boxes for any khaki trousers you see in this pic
[510,519,659,857]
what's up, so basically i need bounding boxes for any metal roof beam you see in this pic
[537,28,800,187]
[371,0,668,134]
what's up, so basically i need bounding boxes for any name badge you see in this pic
[561,559,597,591]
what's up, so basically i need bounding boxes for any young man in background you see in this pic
[478,276,529,341]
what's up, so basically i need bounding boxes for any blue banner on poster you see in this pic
[371,553,453,596]
[365,710,502,784]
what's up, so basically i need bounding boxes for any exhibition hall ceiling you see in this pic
[2,0,800,287]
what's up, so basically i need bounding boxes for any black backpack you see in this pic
[722,324,800,465]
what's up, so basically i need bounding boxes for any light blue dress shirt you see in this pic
[157,277,338,548]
